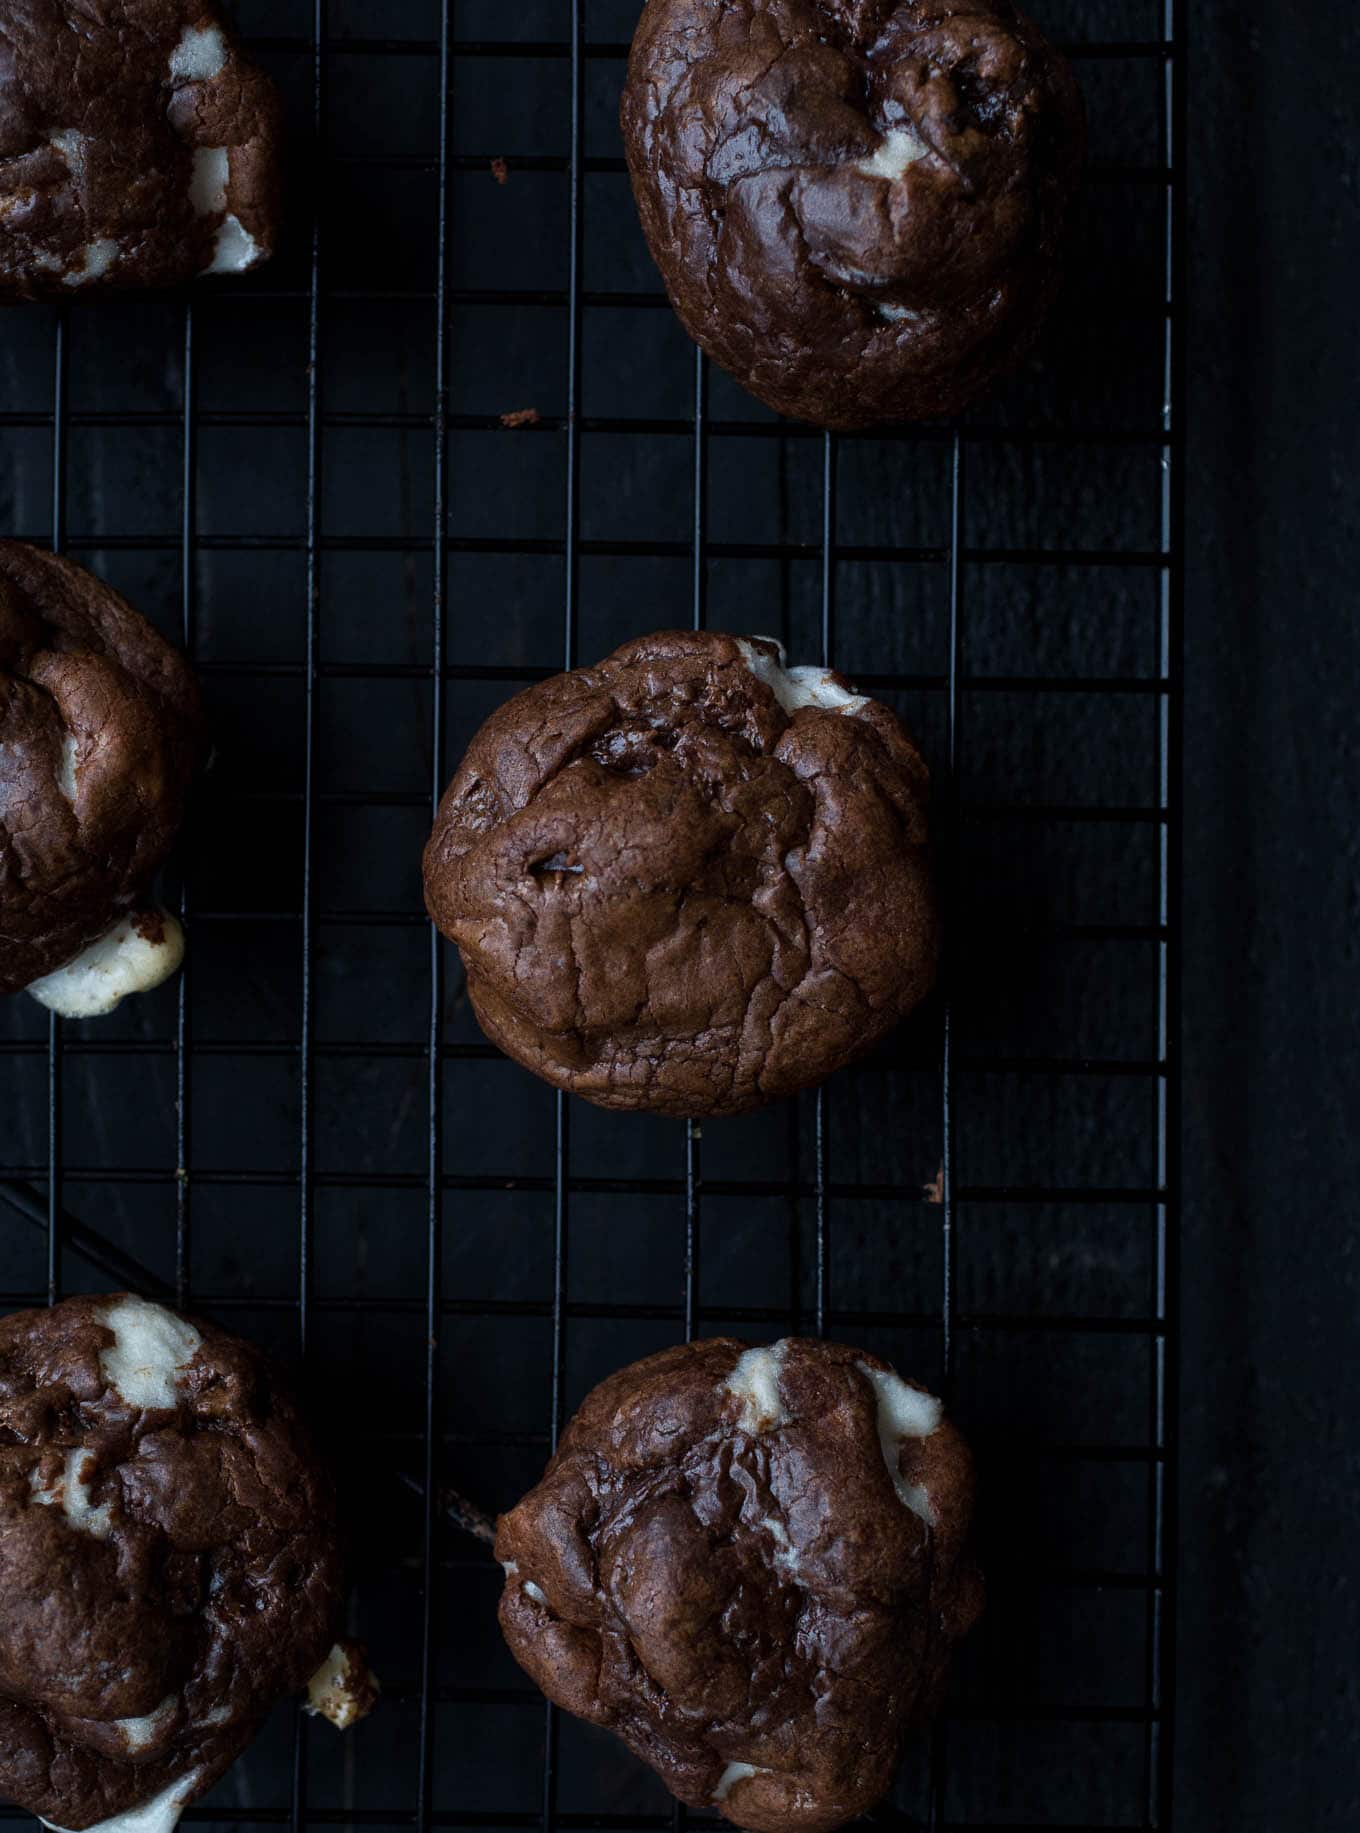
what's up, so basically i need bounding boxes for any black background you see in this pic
[0,2,1356,1829]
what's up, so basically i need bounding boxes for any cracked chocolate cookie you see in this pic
[621,0,1084,429]
[497,1337,982,1833]
[0,1,282,301]
[0,1293,362,1833]
[423,630,938,1117]
[0,542,204,1016]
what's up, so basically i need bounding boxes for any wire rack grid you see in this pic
[0,2,1183,1831]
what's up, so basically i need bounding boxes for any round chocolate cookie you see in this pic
[422,630,938,1117]
[0,1294,348,1832]
[621,0,1084,429]
[0,541,204,1015]
[497,1337,982,1833]
[0,1,282,301]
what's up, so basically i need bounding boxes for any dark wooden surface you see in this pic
[1181,3,1360,1826]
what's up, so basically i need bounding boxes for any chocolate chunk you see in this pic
[0,541,204,1006]
[0,1295,345,1831]
[422,630,938,1117]
[0,1,282,301]
[496,1338,982,1833]
[621,0,1084,428]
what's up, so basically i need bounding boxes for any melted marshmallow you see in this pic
[856,1361,941,1525]
[50,129,85,166]
[30,1448,113,1538]
[760,1515,799,1573]
[57,735,78,802]
[189,146,229,216]
[206,214,258,274]
[98,1296,202,1410]
[44,1770,201,1833]
[725,1341,790,1433]
[738,639,868,717]
[114,1696,178,1755]
[857,126,928,182]
[502,1559,549,1605]
[27,911,185,1017]
[168,25,227,82]
[713,1762,768,1804]
[305,1643,378,1731]
[62,239,120,288]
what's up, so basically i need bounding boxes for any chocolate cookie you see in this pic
[497,1338,982,1833]
[423,631,938,1117]
[621,0,1084,429]
[0,541,204,1015]
[0,1294,357,1833]
[0,1,282,301]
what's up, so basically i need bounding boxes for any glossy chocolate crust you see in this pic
[0,1295,344,1830]
[496,1338,982,1833]
[621,0,1084,429]
[0,541,203,997]
[0,0,282,301]
[422,630,938,1117]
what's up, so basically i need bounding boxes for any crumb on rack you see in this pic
[500,407,541,429]
[490,157,509,184]
[304,1641,380,1731]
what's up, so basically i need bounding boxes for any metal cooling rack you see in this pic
[0,2,1184,1830]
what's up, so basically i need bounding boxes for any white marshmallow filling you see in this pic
[502,1559,549,1606]
[856,125,928,183]
[62,239,120,288]
[42,1770,201,1833]
[50,129,86,167]
[56,735,78,801]
[855,1360,942,1525]
[724,1340,790,1433]
[29,1448,113,1539]
[98,1295,202,1411]
[26,911,185,1018]
[112,1695,178,1755]
[713,1761,770,1804]
[167,25,228,83]
[737,638,869,717]
[205,212,259,275]
[189,147,230,216]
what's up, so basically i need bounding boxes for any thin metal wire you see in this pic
[0,406,1174,445]
[288,10,327,1833]
[813,433,835,1336]
[44,307,68,1308]
[296,0,329,1372]
[0,529,1173,569]
[684,345,709,1346]
[1,1162,1171,1206]
[544,14,586,1833]
[175,303,197,1309]
[941,430,964,1398]
[1148,4,1184,1826]
[417,8,454,1833]
[927,428,966,1833]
